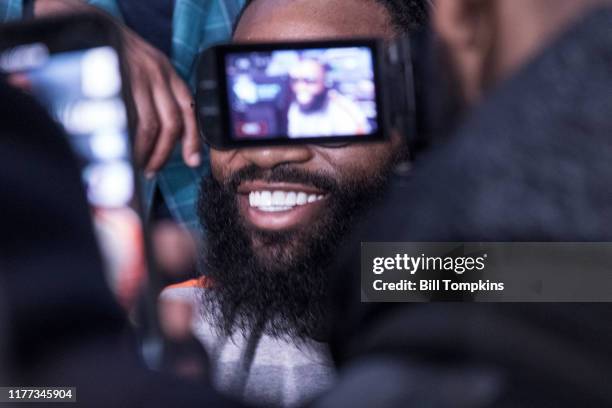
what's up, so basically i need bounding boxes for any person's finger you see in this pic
[131,75,160,169]
[169,73,201,167]
[144,64,184,175]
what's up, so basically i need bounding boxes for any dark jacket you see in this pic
[324,8,612,408]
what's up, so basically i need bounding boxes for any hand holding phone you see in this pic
[0,14,160,317]
[33,0,201,175]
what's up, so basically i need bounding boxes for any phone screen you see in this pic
[224,46,379,140]
[1,42,147,311]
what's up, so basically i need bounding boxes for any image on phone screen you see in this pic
[225,46,378,140]
[1,43,147,312]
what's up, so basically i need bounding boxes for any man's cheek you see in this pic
[322,144,395,175]
[209,149,238,181]
[209,157,224,181]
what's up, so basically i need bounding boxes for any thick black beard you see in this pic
[198,163,395,341]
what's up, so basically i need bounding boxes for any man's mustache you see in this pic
[226,164,339,193]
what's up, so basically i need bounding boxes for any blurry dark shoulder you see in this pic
[383,7,612,242]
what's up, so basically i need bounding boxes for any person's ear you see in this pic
[432,0,497,103]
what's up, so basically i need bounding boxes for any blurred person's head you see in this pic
[432,0,612,105]
[0,79,125,373]
[289,59,328,112]
[200,0,427,340]
[328,4,612,402]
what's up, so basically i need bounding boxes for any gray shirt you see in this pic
[162,286,336,407]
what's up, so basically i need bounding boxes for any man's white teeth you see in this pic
[248,191,324,211]
[285,191,297,206]
[296,192,307,205]
[260,191,272,206]
[272,191,285,205]
[257,206,293,212]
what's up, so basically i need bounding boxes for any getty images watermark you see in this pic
[361,243,612,302]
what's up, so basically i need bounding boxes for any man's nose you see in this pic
[238,146,313,169]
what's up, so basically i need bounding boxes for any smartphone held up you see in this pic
[0,15,155,316]
[196,36,419,150]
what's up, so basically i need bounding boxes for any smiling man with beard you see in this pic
[161,0,427,406]
[201,163,389,342]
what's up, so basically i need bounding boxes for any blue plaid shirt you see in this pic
[1,0,245,231]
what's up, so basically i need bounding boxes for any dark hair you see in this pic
[233,0,429,35]
[376,0,429,32]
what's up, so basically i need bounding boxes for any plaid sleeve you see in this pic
[157,0,246,232]
[172,0,246,81]
[199,0,246,48]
